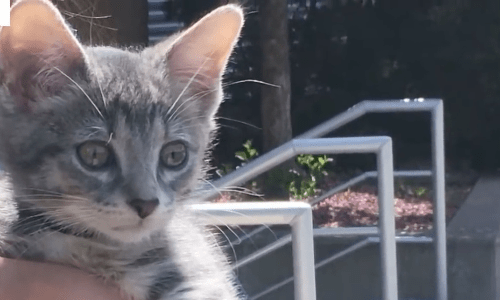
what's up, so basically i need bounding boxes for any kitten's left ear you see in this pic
[167,5,243,84]
[160,4,243,114]
[0,0,87,110]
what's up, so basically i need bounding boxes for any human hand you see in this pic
[0,257,126,300]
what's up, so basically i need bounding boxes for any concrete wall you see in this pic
[447,176,500,300]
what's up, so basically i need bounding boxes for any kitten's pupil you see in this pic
[160,141,187,168]
[77,141,110,169]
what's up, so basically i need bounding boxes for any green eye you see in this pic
[160,141,187,169]
[77,141,111,169]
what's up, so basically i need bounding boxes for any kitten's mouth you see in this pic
[111,221,144,231]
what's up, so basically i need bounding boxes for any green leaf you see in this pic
[415,187,427,197]
[235,151,247,161]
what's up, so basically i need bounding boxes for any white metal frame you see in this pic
[298,99,446,300]
[204,99,446,300]
[199,136,398,300]
[189,201,316,300]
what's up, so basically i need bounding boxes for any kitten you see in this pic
[0,0,244,299]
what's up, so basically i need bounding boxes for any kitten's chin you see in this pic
[107,227,158,243]
[101,222,165,243]
[92,216,170,244]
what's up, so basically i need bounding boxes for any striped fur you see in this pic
[0,0,244,299]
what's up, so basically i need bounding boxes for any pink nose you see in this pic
[127,198,159,219]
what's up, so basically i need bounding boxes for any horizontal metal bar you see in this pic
[366,170,433,177]
[189,201,311,226]
[297,99,441,139]
[293,137,391,155]
[234,169,431,244]
[207,137,391,199]
[388,236,434,243]
[314,226,379,237]
[363,99,441,112]
[251,235,434,300]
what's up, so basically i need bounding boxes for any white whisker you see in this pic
[194,211,239,271]
[217,117,261,130]
[167,57,211,120]
[223,79,280,88]
[52,67,104,119]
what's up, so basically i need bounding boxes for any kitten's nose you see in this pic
[127,198,159,219]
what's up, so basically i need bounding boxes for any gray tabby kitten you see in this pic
[0,0,244,299]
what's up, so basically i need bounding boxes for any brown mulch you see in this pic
[311,185,458,232]
[211,172,474,233]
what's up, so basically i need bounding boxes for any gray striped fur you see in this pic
[0,0,244,299]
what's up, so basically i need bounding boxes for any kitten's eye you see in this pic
[77,141,112,169]
[160,141,187,169]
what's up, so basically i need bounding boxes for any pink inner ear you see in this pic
[0,0,86,109]
[168,49,218,90]
[166,5,243,89]
[4,0,84,57]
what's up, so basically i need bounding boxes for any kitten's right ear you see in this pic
[0,0,87,111]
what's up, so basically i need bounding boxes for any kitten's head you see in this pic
[0,0,243,242]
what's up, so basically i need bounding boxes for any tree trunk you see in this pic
[258,0,294,197]
[259,0,293,152]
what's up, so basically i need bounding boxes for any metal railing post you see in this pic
[432,101,448,300]
[291,205,316,300]
[378,138,399,300]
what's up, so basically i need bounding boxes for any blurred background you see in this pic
[53,0,500,177]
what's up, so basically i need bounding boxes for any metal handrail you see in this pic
[189,201,316,300]
[197,136,398,300]
[210,136,398,300]
[207,98,446,300]
[207,99,442,191]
